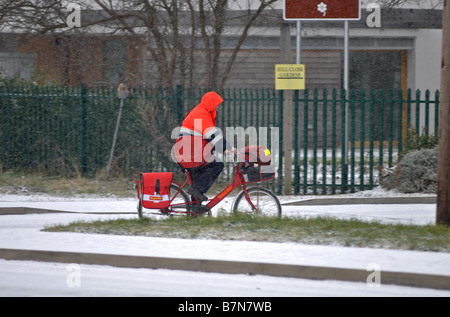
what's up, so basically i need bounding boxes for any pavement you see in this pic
[0,194,449,292]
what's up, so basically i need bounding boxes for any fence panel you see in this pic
[291,88,439,195]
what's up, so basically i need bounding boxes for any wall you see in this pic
[0,52,36,80]
[411,28,442,92]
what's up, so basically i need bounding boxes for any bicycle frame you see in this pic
[173,162,255,212]
[135,156,264,215]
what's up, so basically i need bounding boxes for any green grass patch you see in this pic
[0,171,136,197]
[43,212,450,253]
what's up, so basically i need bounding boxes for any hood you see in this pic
[200,91,223,112]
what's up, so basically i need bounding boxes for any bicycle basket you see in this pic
[242,165,275,183]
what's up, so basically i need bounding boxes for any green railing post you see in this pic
[359,90,366,191]
[312,89,318,195]
[388,90,394,167]
[331,89,338,194]
[277,90,284,195]
[378,90,385,181]
[0,84,9,168]
[303,89,309,195]
[415,89,421,134]
[176,84,184,125]
[79,83,89,176]
[350,89,356,193]
[397,90,404,160]
[341,89,348,193]
[293,89,300,195]
[369,90,376,188]
[435,90,440,136]
[322,89,328,195]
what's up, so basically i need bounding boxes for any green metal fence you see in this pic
[0,83,440,195]
[291,89,439,195]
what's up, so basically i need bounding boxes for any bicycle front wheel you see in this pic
[232,186,282,217]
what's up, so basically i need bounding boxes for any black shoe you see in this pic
[190,203,204,217]
[187,187,208,202]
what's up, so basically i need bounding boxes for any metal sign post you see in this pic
[343,20,350,189]
[296,20,301,64]
[283,0,361,192]
[106,83,129,179]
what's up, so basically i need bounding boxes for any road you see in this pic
[1,259,449,297]
[0,194,449,297]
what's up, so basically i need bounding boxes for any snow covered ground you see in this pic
[0,185,438,225]
[0,188,449,297]
[2,259,449,298]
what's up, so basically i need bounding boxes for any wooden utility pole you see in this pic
[437,0,450,226]
[280,23,293,195]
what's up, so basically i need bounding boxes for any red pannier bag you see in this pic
[238,145,275,183]
[140,172,173,209]
[173,135,213,169]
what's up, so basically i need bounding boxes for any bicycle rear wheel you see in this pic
[138,183,190,218]
[232,186,282,217]
[167,183,191,214]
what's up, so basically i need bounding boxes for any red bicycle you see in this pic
[134,146,281,218]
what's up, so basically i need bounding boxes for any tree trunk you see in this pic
[437,0,450,226]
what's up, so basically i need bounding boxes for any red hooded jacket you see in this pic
[180,91,223,135]
[174,91,224,168]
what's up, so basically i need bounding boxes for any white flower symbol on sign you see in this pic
[317,2,327,16]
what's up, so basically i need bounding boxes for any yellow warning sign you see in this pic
[275,64,305,90]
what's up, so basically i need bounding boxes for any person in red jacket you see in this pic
[177,91,235,203]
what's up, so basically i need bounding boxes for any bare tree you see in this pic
[86,0,279,89]
[0,1,68,33]
[1,0,278,89]
[376,0,443,9]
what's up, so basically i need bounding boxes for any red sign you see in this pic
[284,0,361,20]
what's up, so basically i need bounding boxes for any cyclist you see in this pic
[176,91,236,204]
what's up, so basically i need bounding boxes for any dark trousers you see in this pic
[188,160,224,194]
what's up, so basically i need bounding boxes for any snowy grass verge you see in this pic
[0,171,135,198]
[43,212,450,253]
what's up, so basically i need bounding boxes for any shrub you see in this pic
[401,127,438,158]
[380,146,437,193]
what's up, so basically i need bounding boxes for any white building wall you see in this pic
[407,29,442,135]
[411,28,442,92]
